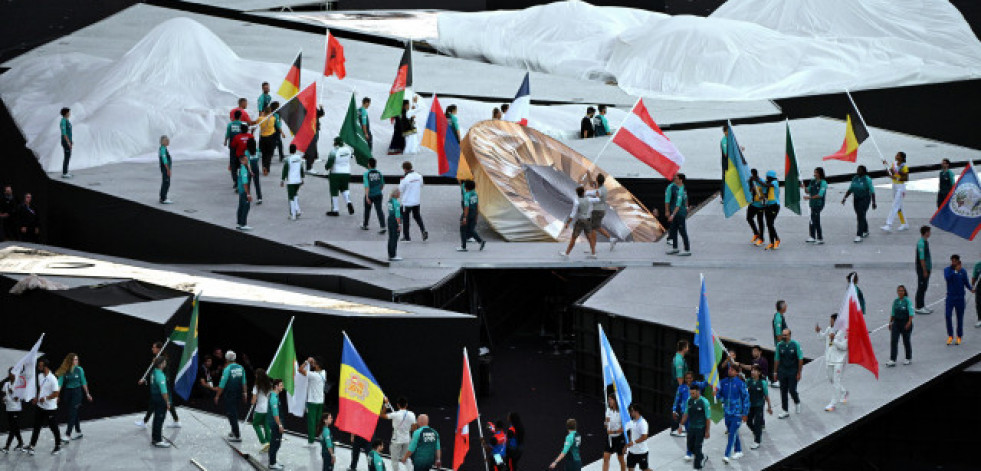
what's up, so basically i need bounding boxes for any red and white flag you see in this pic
[453,348,480,470]
[833,283,879,379]
[503,72,530,126]
[611,100,684,179]
[11,334,44,402]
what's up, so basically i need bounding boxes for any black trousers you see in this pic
[747,405,764,444]
[229,148,240,187]
[890,317,913,361]
[809,207,823,240]
[777,373,800,411]
[269,421,283,465]
[402,205,426,239]
[224,396,241,438]
[747,205,763,237]
[349,435,371,470]
[915,269,930,309]
[364,195,384,228]
[460,214,483,248]
[160,168,170,202]
[686,429,705,469]
[144,396,179,423]
[61,142,71,175]
[976,290,981,321]
[259,136,276,172]
[853,196,870,236]
[151,396,166,443]
[29,406,61,448]
[273,134,285,161]
[5,410,23,448]
[764,204,780,243]
[668,215,689,250]
[388,218,399,258]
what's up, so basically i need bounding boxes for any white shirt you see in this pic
[624,417,649,454]
[2,381,22,412]
[587,186,608,211]
[569,196,594,221]
[329,146,353,174]
[37,372,60,411]
[285,154,304,184]
[306,369,326,404]
[388,408,417,444]
[253,386,269,414]
[399,171,424,207]
[605,408,622,437]
[818,327,848,365]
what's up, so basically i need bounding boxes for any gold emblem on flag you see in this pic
[344,373,369,401]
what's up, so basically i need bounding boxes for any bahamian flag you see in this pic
[784,121,802,216]
[694,275,726,422]
[173,293,200,401]
[598,324,632,434]
[722,122,752,218]
[931,162,981,240]
[336,332,385,441]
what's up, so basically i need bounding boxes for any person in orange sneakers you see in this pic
[944,254,974,345]
[747,169,766,247]
[763,170,781,250]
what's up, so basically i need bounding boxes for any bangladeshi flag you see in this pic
[278,51,302,100]
[380,41,412,120]
[278,82,318,153]
[784,121,802,215]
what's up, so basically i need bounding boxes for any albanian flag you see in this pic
[324,30,346,79]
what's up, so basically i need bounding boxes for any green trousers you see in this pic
[253,412,270,444]
[306,402,324,443]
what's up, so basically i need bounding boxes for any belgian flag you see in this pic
[278,51,302,100]
[278,82,318,153]
[380,41,412,120]
[823,97,869,162]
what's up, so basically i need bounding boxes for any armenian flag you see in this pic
[453,348,480,471]
[278,82,318,153]
[722,122,752,218]
[421,95,463,177]
[823,95,869,162]
[380,41,412,120]
[278,51,302,99]
[336,332,385,441]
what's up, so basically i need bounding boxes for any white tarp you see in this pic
[436,0,981,101]
[0,18,622,172]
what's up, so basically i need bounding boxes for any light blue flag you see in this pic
[722,123,752,218]
[598,324,632,434]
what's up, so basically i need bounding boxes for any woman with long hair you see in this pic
[2,367,25,452]
[318,412,336,471]
[506,411,525,471]
[887,285,915,366]
[251,368,273,452]
[804,167,827,244]
[55,353,93,440]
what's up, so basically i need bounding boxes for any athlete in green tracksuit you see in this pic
[549,419,581,471]
[403,414,440,471]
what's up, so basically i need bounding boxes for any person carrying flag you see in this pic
[214,350,246,442]
[549,419,581,471]
[762,170,781,250]
[298,357,327,446]
[815,314,848,412]
[938,158,955,208]
[881,151,909,232]
[382,397,415,471]
[717,366,749,463]
[402,414,441,471]
[137,341,181,428]
[943,254,974,346]
[602,394,626,471]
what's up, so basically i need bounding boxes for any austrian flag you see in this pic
[611,100,685,179]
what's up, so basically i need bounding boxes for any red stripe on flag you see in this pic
[336,397,381,441]
[822,139,858,162]
[612,129,680,180]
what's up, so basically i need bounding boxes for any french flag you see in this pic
[503,72,530,126]
[611,100,685,180]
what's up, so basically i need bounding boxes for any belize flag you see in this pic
[931,162,981,240]
[503,72,530,126]
[421,95,463,177]
[336,332,385,441]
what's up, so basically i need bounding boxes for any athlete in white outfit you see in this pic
[280,144,305,220]
[816,314,848,412]
[882,151,909,232]
[326,138,354,216]
[403,94,426,154]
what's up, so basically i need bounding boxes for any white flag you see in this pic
[289,361,309,418]
[11,334,44,402]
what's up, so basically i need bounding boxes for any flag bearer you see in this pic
[26,357,64,455]
[717,366,749,463]
[602,394,626,471]
[944,254,974,345]
[881,151,909,232]
[816,314,849,411]
[281,144,305,220]
[549,419,581,471]
[214,351,246,442]
[681,385,711,469]
[298,357,327,446]
[402,414,441,471]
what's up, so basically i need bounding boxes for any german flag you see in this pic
[278,82,318,153]
[380,41,412,120]
[823,98,869,162]
[278,51,302,100]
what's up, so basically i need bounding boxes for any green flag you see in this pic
[267,319,297,397]
[784,122,802,215]
[168,325,189,346]
[340,93,372,168]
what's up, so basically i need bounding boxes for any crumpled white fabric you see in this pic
[9,274,69,294]
[436,0,981,101]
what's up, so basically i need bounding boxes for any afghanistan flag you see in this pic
[173,293,200,401]
[339,93,372,167]
[784,121,802,215]
[822,96,869,162]
[278,82,318,153]
[421,95,463,178]
[278,51,302,100]
[380,41,412,120]
[336,332,385,441]
[324,30,346,79]
[931,162,981,240]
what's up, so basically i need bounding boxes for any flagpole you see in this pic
[139,338,171,383]
[464,347,491,471]
[597,325,612,450]
[844,90,889,170]
[246,316,296,422]
[583,97,641,181]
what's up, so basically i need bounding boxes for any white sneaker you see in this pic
[456,247,468,252]
[269,464,284,470]
[750,442,760,450]
[62,173,73,179]
[853,236,862,243]
[778,411,789,419]
[558,251,569,258]
[665,248,680,255]
[609,237,619,251]
[805,237,816,243]
[389,256,403,261]
[722,456,730,464]
[135,420,147,428]
[468,237,476,243]
[898,224,909,231]
[915,308,930,315]
[167,422,182,428]
[161,200,174,204]
[586,253,597,259]
[678,250,691,256]
[880,225,892,232]
[924,307,934,314]
[824,404,835,412]
[975,321,981,328]
[903,359,912,365]
[815,239,825,245]
[239,225,253,231]
[886,360,896,367]
[795,403,802,414]
[733,452,743,459]
[772,381,780,387]
[153,441,171,448]
[683,454,693,461]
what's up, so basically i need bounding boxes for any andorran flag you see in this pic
[277,82,318,153]
[336,332,385,441]
[422,95,463,178]
[278,51,302,100]
[380,41,412,120]
[823,98,869,162]
[931,162,981,240]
